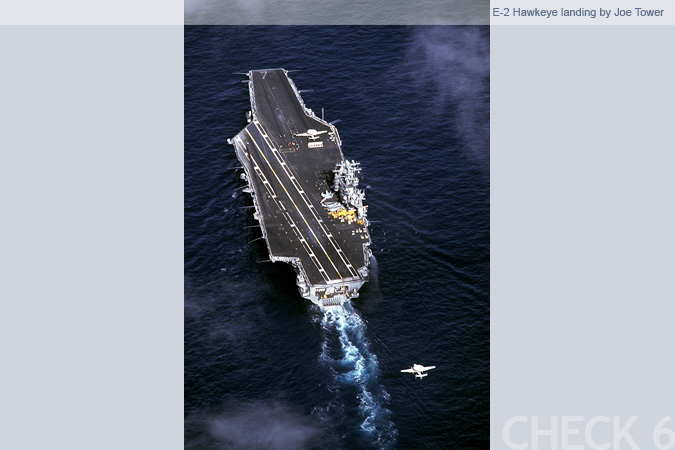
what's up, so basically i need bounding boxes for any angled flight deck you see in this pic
[229,69,372,306]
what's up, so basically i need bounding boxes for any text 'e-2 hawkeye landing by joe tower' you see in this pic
[227,69,372,307]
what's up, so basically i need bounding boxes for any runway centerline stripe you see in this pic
[245,128,344,282]
[234,136,330,282]
[253,121,359,279]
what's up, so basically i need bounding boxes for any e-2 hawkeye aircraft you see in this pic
[293,128,328,140]
[401,364,436,379]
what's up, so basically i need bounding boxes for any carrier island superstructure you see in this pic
[228,69,372,307]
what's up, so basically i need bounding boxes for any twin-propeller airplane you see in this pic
[294,128,328,140]
[401,364,436,379]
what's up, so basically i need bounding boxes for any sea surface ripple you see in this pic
[185,26,489,449]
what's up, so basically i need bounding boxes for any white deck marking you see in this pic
[245,128,345,281]
[235,135,330,282]
[253,121,360,278]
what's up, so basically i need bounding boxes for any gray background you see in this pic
[0,26,184,449]
[1,24,673,449]
[492,25,675,448]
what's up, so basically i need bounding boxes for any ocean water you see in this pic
[185,0,488,26]
[185,26,489,449]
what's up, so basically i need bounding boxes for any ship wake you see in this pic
[313,303,397,449]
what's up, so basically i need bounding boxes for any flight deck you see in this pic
[229,69,372,306]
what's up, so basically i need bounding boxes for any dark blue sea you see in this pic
[185,26,489,450]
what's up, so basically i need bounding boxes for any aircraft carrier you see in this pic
[228,69,372,307]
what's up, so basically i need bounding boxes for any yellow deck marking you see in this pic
[252,121,360,280]
[235,136,330,283]
[246,129,343,281]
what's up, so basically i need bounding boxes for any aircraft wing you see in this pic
[401,368,416,373]
[295,132,310,137]
[419,365,436,371]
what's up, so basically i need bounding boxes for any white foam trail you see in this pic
[315,303,397,449]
